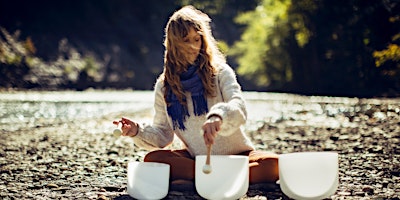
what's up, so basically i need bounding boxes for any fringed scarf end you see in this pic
[192,94,208,116]
[167,101,189,130]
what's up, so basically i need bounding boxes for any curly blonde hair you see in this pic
[160,5,226,104]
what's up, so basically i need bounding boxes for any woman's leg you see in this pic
[144,149,195,181]
[240,150,279,184]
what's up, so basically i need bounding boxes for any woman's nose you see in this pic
[188,44,196,50]
[189,42,199,49]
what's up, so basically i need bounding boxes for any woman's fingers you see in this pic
[202,116,222,145]
[203,129,212,144]
[113,117,138,137]
[203,131,213,145]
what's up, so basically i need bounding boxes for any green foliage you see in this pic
[229,0,318,89]
[0,27,102,88]
[217,40,229,55]
[0,28,37,67]
[229,0,292,87]
[54,42,101,83]
[373,13,400,69]
[287,0,316,47]
[374,43,400,67]
[230,0,400,95]
[83,56,101,81]
[0,28,36,87]
[373,32,400,80]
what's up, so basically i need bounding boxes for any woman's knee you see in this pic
[248,152,280,183]
[262,157,279,181]
[143,150,171,162]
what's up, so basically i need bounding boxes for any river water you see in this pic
[1,90,398,132]
[0,90,154,132]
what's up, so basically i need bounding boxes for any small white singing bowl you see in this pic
[195,155,249,200]
[127,161,170,200]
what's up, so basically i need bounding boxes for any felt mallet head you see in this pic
[113,122,123,137]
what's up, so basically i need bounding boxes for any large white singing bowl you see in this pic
[195,155,249,200]
[127,162,170,200]
[279,152,339,200]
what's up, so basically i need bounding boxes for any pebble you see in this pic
[46,183,59,189]
[362,186,374,194]
[354,191,365,196]
[337,191,351,196]
[97,194,109,200]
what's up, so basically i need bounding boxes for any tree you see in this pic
[230,0,400,96]
[229,0,293,90]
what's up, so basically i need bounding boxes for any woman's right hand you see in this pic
[202,115,222,146]
[113,117,139,137]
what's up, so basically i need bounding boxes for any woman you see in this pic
[113,5,278,185]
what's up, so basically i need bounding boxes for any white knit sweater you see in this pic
[133,63,255,157]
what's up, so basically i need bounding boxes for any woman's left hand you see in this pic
[202,115,222,146]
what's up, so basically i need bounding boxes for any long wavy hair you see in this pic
[159,5,226,105]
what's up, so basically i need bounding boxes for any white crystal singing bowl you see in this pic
[279,152,339,200]
[127,161,170,200]
[195,155,249,200]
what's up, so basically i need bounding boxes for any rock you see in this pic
[330,135,340,141]
[362,186,374,195]
[101,186,121,192]
[97,194,109,200]
[46,183,59,189]
[337,191,351,196]
[52,187,69,192]
[354,191,365,196]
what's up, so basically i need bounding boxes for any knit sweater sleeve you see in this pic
[132,80,175,150]
[206,64,247,136]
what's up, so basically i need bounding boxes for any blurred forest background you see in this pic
[0,0,399,97]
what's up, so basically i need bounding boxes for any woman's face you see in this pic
[182,27,202,64]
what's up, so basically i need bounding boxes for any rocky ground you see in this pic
[0,94,399,199]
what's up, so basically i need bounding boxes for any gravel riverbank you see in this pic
[0,92,399,199]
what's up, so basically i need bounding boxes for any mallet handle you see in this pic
[206,144,212,165]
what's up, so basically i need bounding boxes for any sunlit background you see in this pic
[1,0,399,97]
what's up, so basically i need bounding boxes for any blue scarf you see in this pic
[166,65,208,130]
